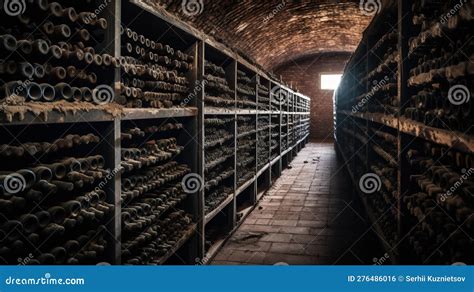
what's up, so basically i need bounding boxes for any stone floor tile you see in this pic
[210,143,383,265]
[269,242,307,255]
[260,233,293,243]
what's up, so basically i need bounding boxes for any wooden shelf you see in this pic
[204,193,234,225]
[372,144,397,167]
[152,224,197,264]
[399,117,474,153]
[122,107,198,120]
[236,205,254,227]
[0,102,120,125]
[203,109,272,116]
[205,237,228,262]
[282,148,291,156]
[256,163,271,177]
[128,0,204,46]
[204,108,236,115]
[270,156,281,165]
[296,134,309,145]
[338,111,474,152]
[237,129,257,139]
[338,110,398,129]
[0,105,199,125]
[235,109,258,115]
[236,177,256,196]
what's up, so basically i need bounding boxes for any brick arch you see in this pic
[148,0,372,70]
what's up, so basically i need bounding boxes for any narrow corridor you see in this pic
[212,142,383,265]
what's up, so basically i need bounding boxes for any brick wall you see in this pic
[275,53,351,141]
[147,0,371,70]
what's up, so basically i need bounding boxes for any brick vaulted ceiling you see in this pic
[146,0,373,70]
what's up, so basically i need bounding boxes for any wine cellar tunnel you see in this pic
[0,0,472,266]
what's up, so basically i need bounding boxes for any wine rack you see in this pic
[281,114,288,151]
[335,0,473,264]
[121,120,196,265]
[270,114,280,160]
[367,19,399,115]
[405,0,473,134]
[296,94,309,113]
[0,123,114,265]
[368,127,399,248]
[119,26,193,108]
[288,92,295,113]
[0,0,310,265]
[257,115,270,169]
[302,114,310,139]
[0,0,115,106]
[288,114,295,148]
[204,116,235,215]
[236,68,256,109]
[403,140,473,264]
[270,84,280,112]
[257,78,270,111]
[204,60,234,111]
[120,1,198,110]
[237,116,256,187]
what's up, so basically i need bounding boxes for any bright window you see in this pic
[321,74,342,90]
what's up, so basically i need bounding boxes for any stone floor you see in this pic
[211,142,383,265]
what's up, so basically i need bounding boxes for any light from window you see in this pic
[321,74,342,90]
